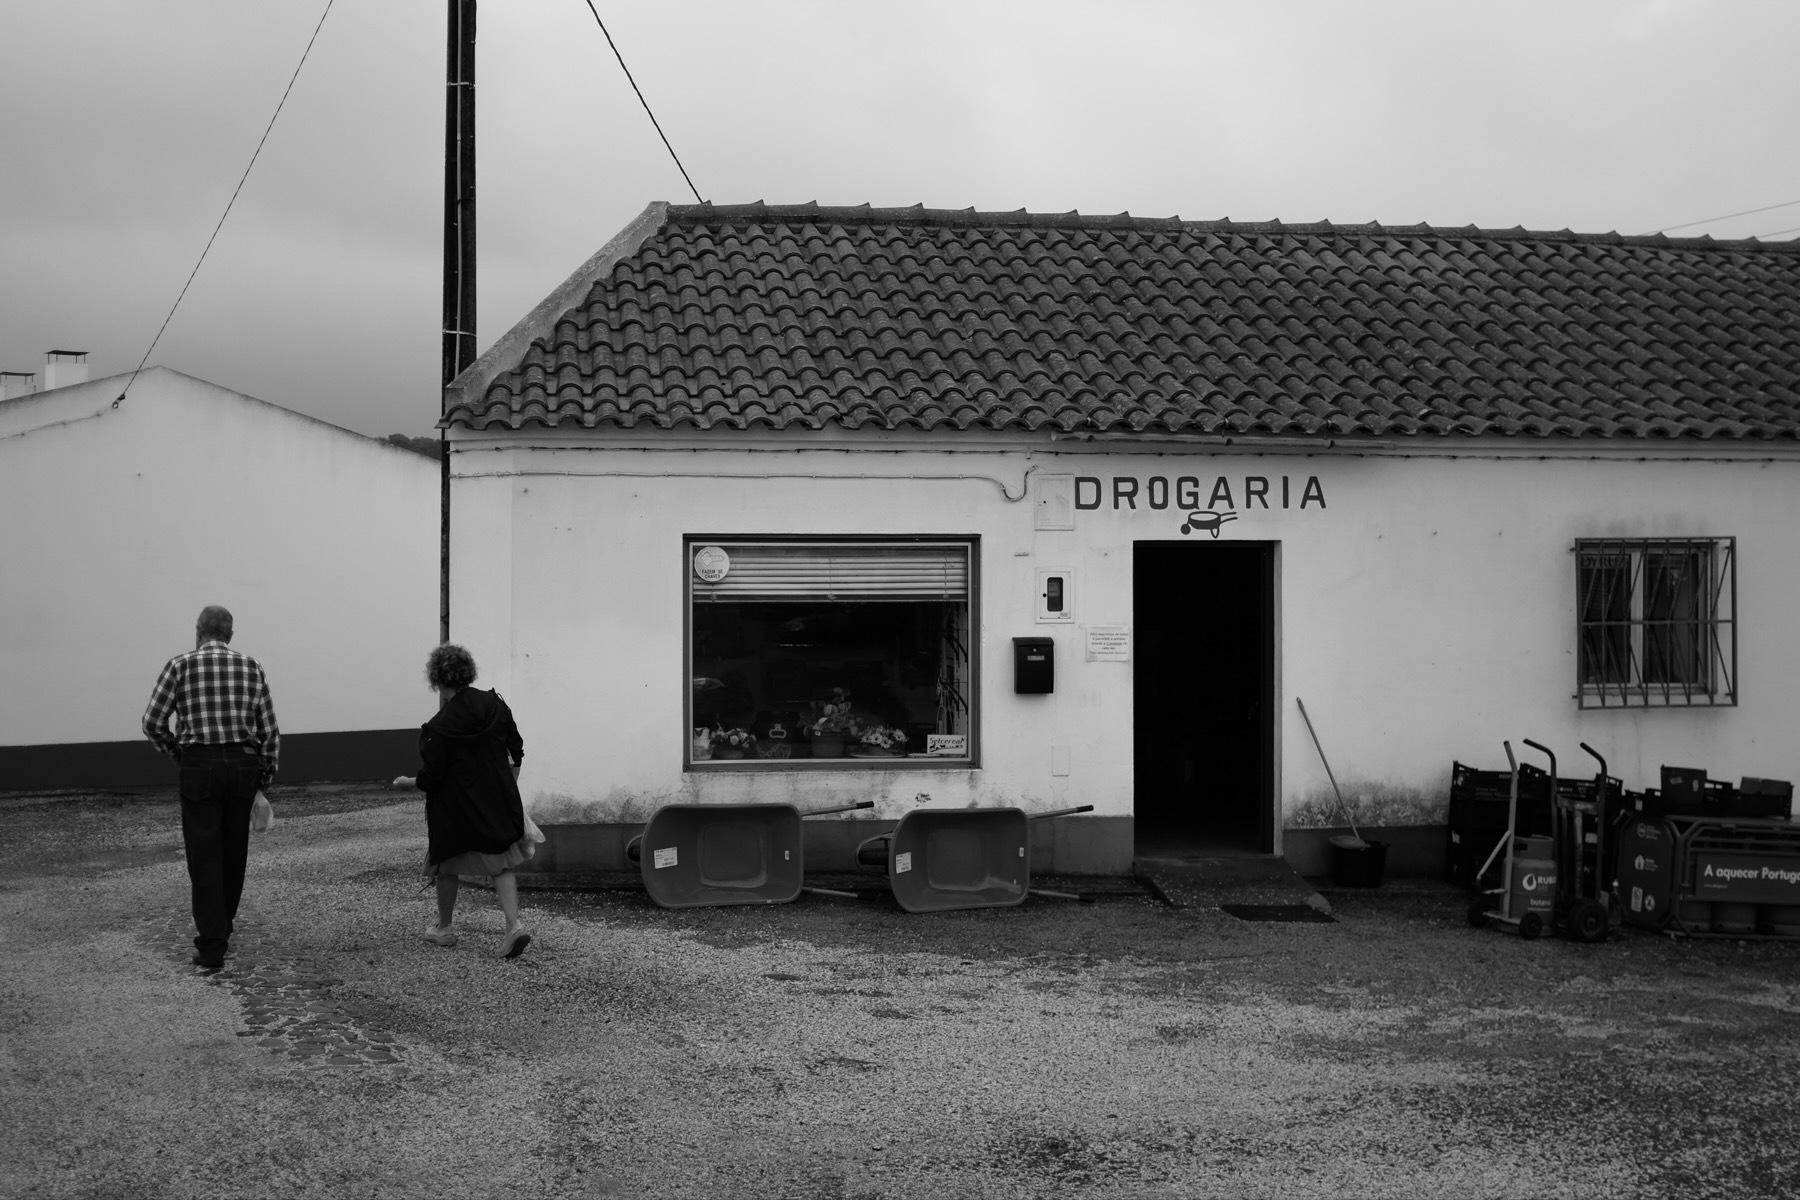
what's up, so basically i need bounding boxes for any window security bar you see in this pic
[1575,537,1736,709]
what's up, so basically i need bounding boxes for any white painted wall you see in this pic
[0,367,440,746]
[449,433,1800,839]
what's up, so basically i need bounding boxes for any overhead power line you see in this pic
[581,1,704,204]
[115,0,337,408]
[1655,197,1800,235]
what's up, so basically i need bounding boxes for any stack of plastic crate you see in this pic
[1623,769,1793,821]
[1445,760,1553,890]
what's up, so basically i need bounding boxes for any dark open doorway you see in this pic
[1133,540,1276,857]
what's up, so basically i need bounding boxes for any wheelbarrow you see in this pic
[854,804,1094,913]
[626,800,872,908]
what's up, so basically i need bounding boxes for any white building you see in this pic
[0,363,440,789]
[440,203,1800,874]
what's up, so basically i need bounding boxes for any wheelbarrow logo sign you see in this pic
[1180,509,1240,538]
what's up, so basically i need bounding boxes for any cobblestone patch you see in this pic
[135,907,404,1068]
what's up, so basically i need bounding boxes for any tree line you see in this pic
[385,434,443,460]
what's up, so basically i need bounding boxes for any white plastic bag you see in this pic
[250,790,276,833]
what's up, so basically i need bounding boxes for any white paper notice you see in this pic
[895,851,913,874]
[653,846,678,870]
[1086,625,1131,662]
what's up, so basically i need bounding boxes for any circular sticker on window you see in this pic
[693,545,731,582]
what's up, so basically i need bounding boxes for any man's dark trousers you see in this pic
[179,743,260,961]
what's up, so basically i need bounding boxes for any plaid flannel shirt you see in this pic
[142,640,281,787]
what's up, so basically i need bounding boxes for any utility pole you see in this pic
[441,0,476,644]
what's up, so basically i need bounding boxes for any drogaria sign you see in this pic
[1074,474,1328,537]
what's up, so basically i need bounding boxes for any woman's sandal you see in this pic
[423,925,457,948]
[500,927,531,959]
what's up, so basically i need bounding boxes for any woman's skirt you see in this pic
[425,812,546,879]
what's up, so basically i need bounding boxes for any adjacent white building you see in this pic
[0,364,440,789]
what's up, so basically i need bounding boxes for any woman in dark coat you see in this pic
[394,644,540,958]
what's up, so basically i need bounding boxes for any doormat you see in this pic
[1219,904,1336,923]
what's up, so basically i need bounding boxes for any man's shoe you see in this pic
[191,952,225,969]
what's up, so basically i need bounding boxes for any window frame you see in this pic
[683,533,981,770]
[1574,536,1737,709]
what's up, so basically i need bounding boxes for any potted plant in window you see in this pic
[712,724,755,759]
[806,689,857,759]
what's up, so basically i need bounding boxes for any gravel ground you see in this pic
[3,786,1799,1199]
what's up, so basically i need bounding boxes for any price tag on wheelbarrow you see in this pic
[895,851,912,874]
[653,846,679,869]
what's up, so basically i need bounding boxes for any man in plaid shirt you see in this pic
[142,605,280,969]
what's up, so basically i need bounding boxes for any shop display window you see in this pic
[686,538,976,765]
[1576,537,1736,707]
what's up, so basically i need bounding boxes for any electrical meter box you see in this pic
[1013,637,1054,694]
[1036,569,1073,622]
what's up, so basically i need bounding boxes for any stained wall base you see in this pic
[1281,825,1447,880]
[532,815,1138,876]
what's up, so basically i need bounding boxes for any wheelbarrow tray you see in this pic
[884,807,1031,913]
[636,803,804,908]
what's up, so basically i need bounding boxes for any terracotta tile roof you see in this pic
[445,202,1800,440]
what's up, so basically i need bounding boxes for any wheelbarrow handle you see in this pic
[1028,805,1095,820]
[1504,740,1516,772]
[801,800,875,817]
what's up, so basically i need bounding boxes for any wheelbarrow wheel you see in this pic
[1467,900,1490,928]
[1566,897,1608,944]
[1519,912,1544,941]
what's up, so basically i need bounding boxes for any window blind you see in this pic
[694,543,970,601]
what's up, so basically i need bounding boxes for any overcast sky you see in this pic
[3,0,1796,438]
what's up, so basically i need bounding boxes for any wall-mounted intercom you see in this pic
[1013,636,1054,694]
[1036,568,1073,623]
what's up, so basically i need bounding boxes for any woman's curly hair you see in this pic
[425,644,478,691]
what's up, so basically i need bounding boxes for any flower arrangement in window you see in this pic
[852,721,909,754]
[712,724,755,759]
[801,688,910,757]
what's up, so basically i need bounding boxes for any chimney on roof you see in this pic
[1,371,38,400]
[43,350,88,390]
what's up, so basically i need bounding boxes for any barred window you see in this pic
[1576,537,1736,708]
